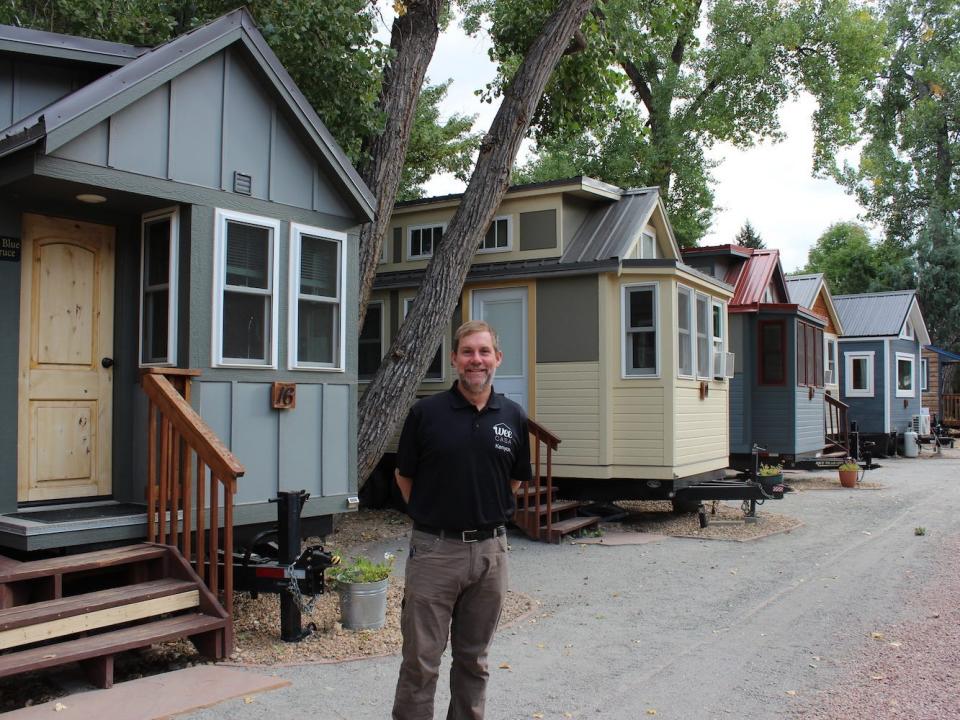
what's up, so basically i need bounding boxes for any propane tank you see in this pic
[903,430,919,458]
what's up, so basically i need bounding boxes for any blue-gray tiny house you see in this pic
[834,291,930,440]
[0,11,373,552]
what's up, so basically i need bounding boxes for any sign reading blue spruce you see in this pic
[0,237,20,262]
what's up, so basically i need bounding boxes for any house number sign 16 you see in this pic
[272,382,296,410]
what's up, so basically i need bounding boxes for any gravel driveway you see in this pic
[184,452,960,720]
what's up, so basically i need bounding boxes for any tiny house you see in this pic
[682,246,836,467]
[370,178,734,502]
[922,345,960,427]
[0,11,373,553]
[834,291,930,444]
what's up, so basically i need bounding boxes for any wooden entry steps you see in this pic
[0,543,229,688]
[513,486,600,543]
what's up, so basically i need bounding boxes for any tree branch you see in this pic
[621,59,654,117]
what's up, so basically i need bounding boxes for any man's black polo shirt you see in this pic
[396,382,533,530]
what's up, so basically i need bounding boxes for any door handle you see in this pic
[101,357,114,369]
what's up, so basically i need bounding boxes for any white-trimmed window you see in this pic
[358,300,385,381]
[403,297,444,381]
[140,207,179,366]
[289,223,346,370]
[825,337,838,385]
[478,216,511,253]
[213,209,280,367]
[845,351,874,397]
[696,292,711,379]
[902,321,914,340]
[712,300,725,377]
[408,224,443,259]
[622,283,658,377]
[895,352,915,397]
[921,357,929,392]
[628,228,658,259]
[677,285,693,377]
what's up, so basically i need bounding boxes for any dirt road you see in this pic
[185,452,960,720]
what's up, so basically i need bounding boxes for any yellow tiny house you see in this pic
[368,178,734,502]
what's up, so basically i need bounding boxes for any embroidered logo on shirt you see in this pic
[493,422,515,453]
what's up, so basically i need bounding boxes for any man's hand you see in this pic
[511,480,522,494]
[395,469,413,504]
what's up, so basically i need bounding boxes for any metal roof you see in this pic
[833,290,919,337]
[0,9,374,220]
[785,273,822,309]
[925,345,960,362]
[0,23,146,66]
[729,248,785,307]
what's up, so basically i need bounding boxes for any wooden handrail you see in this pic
[514,417,561,541]
[824,392,850,455]
[141,370,244,648]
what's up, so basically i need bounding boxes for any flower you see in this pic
[757,463,783,477]
[326,551,396,586]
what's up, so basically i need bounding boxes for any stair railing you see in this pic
[824,392,850,455]
[140,369,245,621]
[516,418,561,541]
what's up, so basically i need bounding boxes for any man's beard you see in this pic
[458,366,497,394]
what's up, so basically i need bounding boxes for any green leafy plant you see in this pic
[914,527,926,536]
[757,463,783,477]
[326,552,395,586]
[838,460,860,471]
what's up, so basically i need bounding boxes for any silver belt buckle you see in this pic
[461,530,479,543]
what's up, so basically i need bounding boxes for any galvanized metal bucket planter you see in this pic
[338,579,389,630]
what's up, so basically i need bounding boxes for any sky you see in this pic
[399,13,870,274]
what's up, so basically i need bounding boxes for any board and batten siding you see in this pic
[534,362,600,466]
[50,47,351,216]
[611,385,665,467]
[839,339,886,434]
[0,57,100,129]
[752,385,795,453]
[674,384,728,468]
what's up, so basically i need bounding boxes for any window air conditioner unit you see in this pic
[713,351,735,378]
[912,413,931,436]
[824,369,834,385]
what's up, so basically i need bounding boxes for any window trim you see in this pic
[677,284,694,378]
[477,215,512,254]
[758,319,787,386]
[212,208,281,369]
[288,222,348,371]
[139,206,179,368]
[358,299,385,382]
[712,299,725,379]
[695,291,711,380]
[844,351,875,397]
[621,281,660,379]
[825,336,838,385]
[407,223,445,260]
[921,357,929,392]
[402,296,445,382]
[895,351,915,398]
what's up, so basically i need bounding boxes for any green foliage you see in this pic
[465,0,885,244]
[326,552,396,585]
[735,220,765,249]
[916,211,960,348]
[914,526,926,536]
[802,221,915,295]
[838,460,859,471]
[757,463,783,476]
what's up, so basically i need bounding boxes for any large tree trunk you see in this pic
[357,0,445,329]
[357,0,596,482]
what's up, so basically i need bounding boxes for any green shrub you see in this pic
[326,552,395,586]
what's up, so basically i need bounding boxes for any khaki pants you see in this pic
[392,529,509,720]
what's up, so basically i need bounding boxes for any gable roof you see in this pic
[0,10,373,220]
[0,23,146,66]
[785,273,821,309]
[834,290,930,342]
[560,186,681,263]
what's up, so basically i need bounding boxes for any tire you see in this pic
[671,497,700,514]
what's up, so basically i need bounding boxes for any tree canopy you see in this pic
[467,0,885,246]
[734,220,765,249]
[802,221,915,295]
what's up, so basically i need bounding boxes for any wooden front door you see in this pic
[18,214,115,502]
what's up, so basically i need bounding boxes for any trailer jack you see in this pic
[229,490,337,642]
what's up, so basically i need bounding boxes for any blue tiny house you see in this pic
[834,291,930,443]
[683,245,836,467]
[0,11,373,553]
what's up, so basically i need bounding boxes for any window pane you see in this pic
[678,290,690,331]
[496,219,508,247]
[853,358,866,390]
[696,295,709,377]
[806,324,815,386]
[796,323,806,385]
[713,304,722,339]
[814,328,823,386]
[426,347,443,379]
[630,331,656,374]
[898,359,912,390]
[223,291,267,360]
[630,289,654,328]
[300,235,338,298]
[761,323,783,384]
[358,304,382,380]
[226,222,269,288]
[298,300,335,364]
[144,218,171,287]
[142,289,168,362]
[642,232,654,258]
[411,228,422,256]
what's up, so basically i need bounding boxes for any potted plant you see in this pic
[838,460,859,488]
[756,463,784,492]
[326,552,395,630]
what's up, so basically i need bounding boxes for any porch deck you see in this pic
[0,501,148,553]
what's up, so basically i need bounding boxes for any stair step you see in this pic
[516,485,554,498]
[0,612,227,679]
[515,500,581,515]
[545,516,600,542]
[0,544,166,583]
[0,578,198,634]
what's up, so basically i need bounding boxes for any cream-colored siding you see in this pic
[674,382,729,469]
[611,385,665,466]
[535,361,600,466]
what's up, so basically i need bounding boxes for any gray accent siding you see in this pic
[839,339,885,434]
[270,112,314,209]
[795,385,825,454]
[279,383,323,495]
[221,50,271,199]
[728,315,749,453]
[233,383,279,504]
[536,276,599,363]
[169,53,224,188]
[0,204,20,512]
[109,84,169,178]
[5,59,81,125]
[519,209,557,251]
[321,384,351,496]
[55,120,108,164]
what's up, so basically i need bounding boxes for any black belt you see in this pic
[413,523,506,543]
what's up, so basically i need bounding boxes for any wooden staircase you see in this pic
[825,392,851,456]
[0,543,229,688]
[512,419,599,543]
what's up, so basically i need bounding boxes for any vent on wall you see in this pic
[234,171,253,195]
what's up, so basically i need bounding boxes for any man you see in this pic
[392,320,532,720]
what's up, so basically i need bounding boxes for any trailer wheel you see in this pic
[671,497,700,514]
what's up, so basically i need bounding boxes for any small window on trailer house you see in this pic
[478,216,511,252]
[140,208,178,366]
[896,352,915,397]
[759,320,785,384]
[677,285,693,377]
[623,283,658,377]
[845,352,874,397]
[825,337,837,384]
[290,223,346,369]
